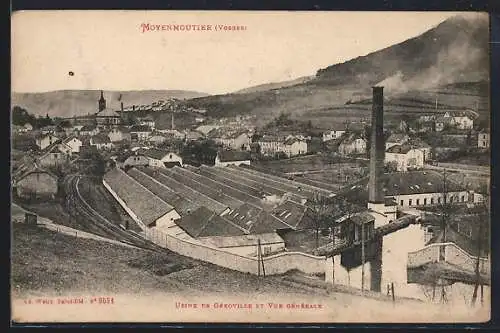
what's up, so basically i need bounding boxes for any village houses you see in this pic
[35,134,60,151]
[90,134,113,150]
[148,134,168,146]
[385,144,425,172]
[37,143,71,167]
[21,123,33,132]
[214,150,251,167]
[61,136,83,154]
[209,129,251,151]
[385,133,410,150]
[283,137,308,157]
[78,125,100,137]
[478,130,490,149]
[108,127,131,143]
[256,135,285,156]
[338,133,367,156]
[137,116,156,129]
[322,126,347,142]
[129,125,152,141]
[138,148,183,168]
[14,165,58,200]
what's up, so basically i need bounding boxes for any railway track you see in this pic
[63,174,166,253]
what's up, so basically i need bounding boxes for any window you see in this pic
[400,200,404,206]
[430,198,434,204]
[461,196,465,202]
[264,246,272,255]
[450,197,453,203]
[416,199,420,205]
[409,199,412,206]
[423,198,427,205]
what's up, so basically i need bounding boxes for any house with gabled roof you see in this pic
[385,133,410,150]
[90,134,113,150]
[338,133,366,156]
[322,125,347,142]
[108,127,131,143]
[385,144,424,172]
[62,136,83,154]
[37,142,71,167]
[14,164,58,200]
[215,150,251,167]
[283,137,307,157]
[138,148,183,168]
[103,167,181,231]
[35,133,60,150]
[129,125,152,141]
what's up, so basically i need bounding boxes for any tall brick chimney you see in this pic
[368,86,385,207]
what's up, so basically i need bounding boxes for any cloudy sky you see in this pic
[12,11,463,94]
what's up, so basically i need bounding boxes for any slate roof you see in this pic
[15,164,58,183]
[386,133,409,143]
[348,212,376,226]
[271,200,314,229]
[103,167,175,226]
[386,144,414,154]
[217,150,251,162]
[128,167,199,216]
[175,206,246,238]
[96,108,121,117]
[91,134,111,144]
[382,170,466,196]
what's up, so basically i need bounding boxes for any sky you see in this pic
[12,11,463,95]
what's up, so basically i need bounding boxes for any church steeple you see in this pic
[98,90,106,112]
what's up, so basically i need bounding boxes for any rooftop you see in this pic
[387,133,409,143]
[91,134,111,144]
[130,125,152,133]
[175,206,246,238]
[386,144,414,154]
[382,170,466,196]
[217,150,251,162]
[103,168,175,226]
[96,108,121,118]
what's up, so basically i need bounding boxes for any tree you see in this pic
[310,192,330,250]
[471,197,490,306]
[12,106,37,126]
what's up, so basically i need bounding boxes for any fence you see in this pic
[144,227,326,276]
[407,242,490,275]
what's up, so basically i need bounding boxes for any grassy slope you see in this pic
[184,15,489,127]
[11,224,323,298]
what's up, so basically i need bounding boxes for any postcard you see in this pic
[11,10,491,324]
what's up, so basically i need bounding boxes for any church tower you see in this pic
[98,90,106,112]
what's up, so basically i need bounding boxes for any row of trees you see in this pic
[12,106,55,128]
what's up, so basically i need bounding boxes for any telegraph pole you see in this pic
[361,219,365,294]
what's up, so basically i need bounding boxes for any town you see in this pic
[10,13,491,321]
[12,85,490,306]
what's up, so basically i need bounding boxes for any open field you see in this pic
[250,155,368,190]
